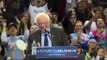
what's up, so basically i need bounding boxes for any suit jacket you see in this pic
[26,27,69,54]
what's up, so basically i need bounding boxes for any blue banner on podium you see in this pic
[36,46,78,58]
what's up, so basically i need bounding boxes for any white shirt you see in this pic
[41,32,52,47]
[28,3,49,25]
[90,21,97,31]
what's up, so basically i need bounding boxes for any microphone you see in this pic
[45,29,52,41]
[45,28,50,34]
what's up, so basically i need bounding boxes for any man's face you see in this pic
[74,22,83,32]
[52,14,58,23]
[8,26,17,36]
[97,18,105,28]
[37,15,50,32]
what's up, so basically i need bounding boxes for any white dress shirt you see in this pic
[41,32,52,47]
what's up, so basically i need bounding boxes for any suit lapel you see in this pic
[36,30,41,46]
[50,27,56,46]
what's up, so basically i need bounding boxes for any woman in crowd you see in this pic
[95,47,106,60]
[85,38,97,60]
[18,11,30,35]
[69,20,89,50]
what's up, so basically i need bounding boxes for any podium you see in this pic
[24,46,85,60]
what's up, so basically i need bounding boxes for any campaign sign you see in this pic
[36,46,78,58]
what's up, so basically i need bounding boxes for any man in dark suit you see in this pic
[26,12,69,54]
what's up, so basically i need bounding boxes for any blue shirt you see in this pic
[5,36,26,60]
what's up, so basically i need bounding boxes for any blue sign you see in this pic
[36,46,78,58]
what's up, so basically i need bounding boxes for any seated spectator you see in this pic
[85,38,97,60]
[89,18,107,49]
[69,20,89,50]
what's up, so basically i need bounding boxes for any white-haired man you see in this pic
[27,12,69,54]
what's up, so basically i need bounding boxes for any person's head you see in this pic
[88,38,97,49]
[96,18,105,28]
[74,20,83,33]
[35,12,51,32]
[93,9,103,18]
[32,0,45,7]
[20,11,30,24]
[76,45,83,54]
[77,1,88,10]
[51,12,58,23]
[8,23,18,36]
[30,24,39,33]
[97,47,105,58]
[11,0,19,9]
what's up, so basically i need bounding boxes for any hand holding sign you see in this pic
[16,39,27,51]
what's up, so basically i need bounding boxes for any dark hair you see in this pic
[8,23,17,29]
[97,47,105,51]
[52,12,58,16]
[96,18,106,27]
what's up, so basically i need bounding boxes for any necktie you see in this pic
[44,33,48,46]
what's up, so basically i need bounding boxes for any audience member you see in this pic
[69,20,89,50]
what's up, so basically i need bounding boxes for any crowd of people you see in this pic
[0,0,107,60]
